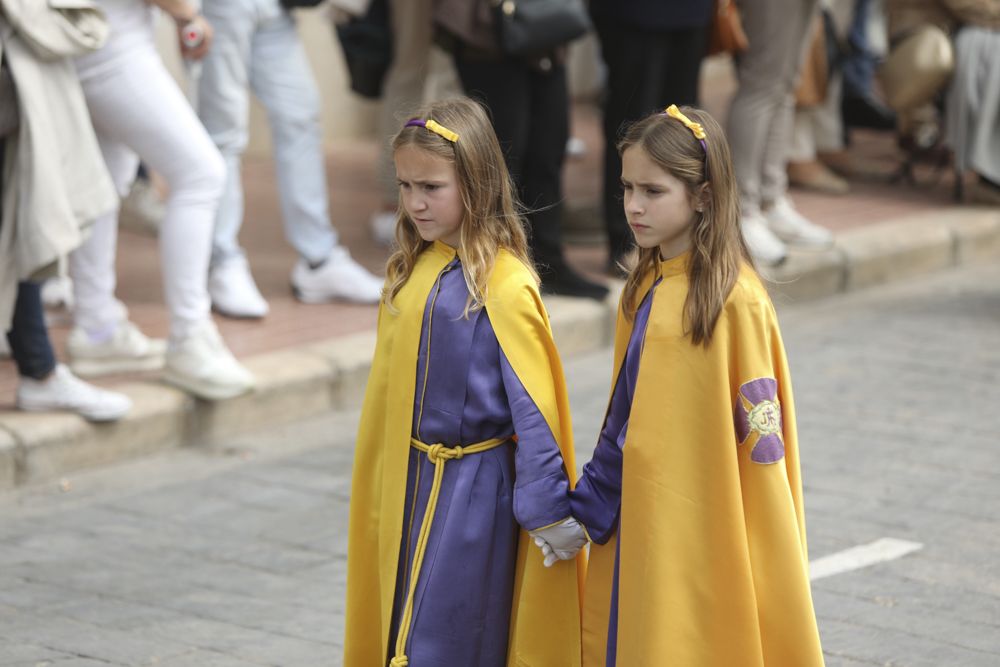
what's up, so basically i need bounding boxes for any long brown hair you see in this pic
[383,97,536,315]
[619,106,753,346]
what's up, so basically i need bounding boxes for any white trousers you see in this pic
[73,44,225,341]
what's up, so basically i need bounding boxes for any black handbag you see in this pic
[335,0,393,99]
[492,0,591,56]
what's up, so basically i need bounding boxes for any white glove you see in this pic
[529,517,588,567]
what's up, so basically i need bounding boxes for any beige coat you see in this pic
[0,0,116,330]
[888,0,1000,37]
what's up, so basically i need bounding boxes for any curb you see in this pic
[1,208,997,491]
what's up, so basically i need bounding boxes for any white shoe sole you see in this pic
[211,302,269,320]
[292,286,380,305]
[162,369,254,401]
[69,354,165,378]
[16,399,130,422]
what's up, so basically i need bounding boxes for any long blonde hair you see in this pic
[619,106,753,346]
[383,97,536,315]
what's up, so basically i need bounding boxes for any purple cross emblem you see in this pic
[734,377,785,464]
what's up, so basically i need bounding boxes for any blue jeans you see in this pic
[197,0,338,267]
[5,282,57,380]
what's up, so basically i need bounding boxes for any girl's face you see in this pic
[394,145,464,247]
[621,145,699,259]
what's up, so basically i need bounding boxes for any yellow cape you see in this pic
[344,241,583,667]
[582,256,824,666]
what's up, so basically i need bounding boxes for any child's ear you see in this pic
[693,183,711,212]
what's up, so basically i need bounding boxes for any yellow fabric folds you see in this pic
[582,257,824,666]
[344,241,583,667]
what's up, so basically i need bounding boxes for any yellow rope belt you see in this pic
[389,436,510,667]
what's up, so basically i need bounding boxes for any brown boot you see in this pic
[787,160,850,195]
[970,177,1000,207]
[818,150,893,181]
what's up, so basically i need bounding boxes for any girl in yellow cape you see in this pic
[562,105,825,666]
[343,97,587,667]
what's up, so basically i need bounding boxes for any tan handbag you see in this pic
[879,25,955,112]
[707,0,749,57]
[795,15,828,107]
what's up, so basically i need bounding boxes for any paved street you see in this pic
[1,262,999,666]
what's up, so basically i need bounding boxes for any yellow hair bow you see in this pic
[405,118,459,143]
[665,104,707,140]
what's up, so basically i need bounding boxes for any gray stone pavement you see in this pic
[1,262,999,666]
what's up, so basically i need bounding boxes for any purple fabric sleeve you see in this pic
[499,352,572,531]
[569,364,630,544]
[570,278,660,544]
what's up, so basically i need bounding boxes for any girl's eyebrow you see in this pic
[398,178,447,186]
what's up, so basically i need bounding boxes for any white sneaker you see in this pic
[120,178,164,236]
[741,213,788,267]
[291,246,383,305]
[17,364,132,422]
[67,320,167,377]
[41,276,74,311]
[0,335,11,359]
[209,255,269,319]
[764,196,834,249]
[163,320,254,400]
[369,211,397,247]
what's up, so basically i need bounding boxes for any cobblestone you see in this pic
[0,263,997,665]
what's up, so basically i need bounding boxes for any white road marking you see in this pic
[810,538,924,581]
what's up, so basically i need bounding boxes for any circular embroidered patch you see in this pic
[748,400,782,437]
[733,377,785,464]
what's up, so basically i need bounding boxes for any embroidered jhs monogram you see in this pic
[734,377,785,464]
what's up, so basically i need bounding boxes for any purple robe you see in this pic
[388,258,573,666]
[570,278,660,667]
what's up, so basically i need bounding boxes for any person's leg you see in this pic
[198,0,271,318]
[596,20,661,268]
[6,282,56,381]
[522,63,571,273]
[730,0,818,216]
[729,0,829,259]
[68,131,149,366]
[250,5,337,266]
[374,0,435,209]
[198,0,257,267]
[656,26,705,109]
[250,4,383,304]
[8,283,131,421]
[82,46,253,398]
[454,55,532,219]
[84,49,225,341]
[456,54,607,299]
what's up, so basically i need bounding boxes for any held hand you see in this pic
[177,14,213,61]
[529,517,587,567]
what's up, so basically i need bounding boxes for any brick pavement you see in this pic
[1,262,998,665]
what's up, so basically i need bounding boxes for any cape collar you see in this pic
[657,250,689,278]
[431,239,459,260]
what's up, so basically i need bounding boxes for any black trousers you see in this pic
[1,138,57,380]
[597,20,707,260]
[5,283,57,380]
[454,55,570,273]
